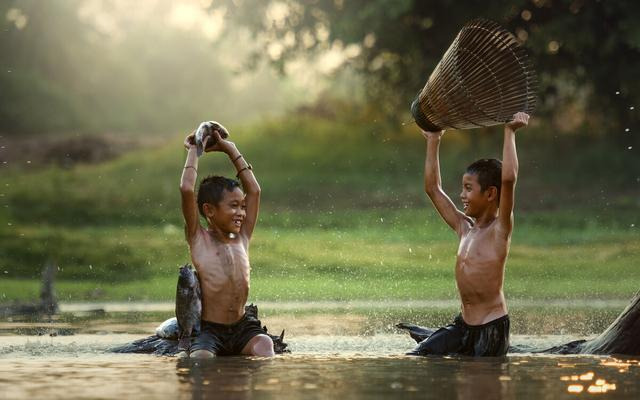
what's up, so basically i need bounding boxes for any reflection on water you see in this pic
[173,355,640,400]
[1,333,639,399]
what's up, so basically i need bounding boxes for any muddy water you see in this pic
[1,332,639,399]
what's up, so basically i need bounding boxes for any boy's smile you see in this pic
[460,173,487,217]
[206,187,246,235]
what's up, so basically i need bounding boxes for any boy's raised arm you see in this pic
[180,132,204,241]
[422,130,469,235]
[207,130,261,242]
[231,149,260,242]
[498,112,529,236]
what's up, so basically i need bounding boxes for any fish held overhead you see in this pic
[195,121,229,157]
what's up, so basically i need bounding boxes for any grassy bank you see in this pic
[1,209,638,302]
[1,114,638,302]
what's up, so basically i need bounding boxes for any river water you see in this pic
[2,334,639,398]
[1,308,639,399]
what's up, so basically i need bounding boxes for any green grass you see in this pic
[1,209,638,302]
[1,114,638,303]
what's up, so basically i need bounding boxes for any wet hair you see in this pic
[197,175,242,216]
[465,159,502,203]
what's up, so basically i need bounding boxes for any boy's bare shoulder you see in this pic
[185,225,208,245]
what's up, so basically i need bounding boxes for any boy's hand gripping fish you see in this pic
[194,121,229,157]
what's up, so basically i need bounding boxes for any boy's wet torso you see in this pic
[190,227,250,324]
[456,219,509,325]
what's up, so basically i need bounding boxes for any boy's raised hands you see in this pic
[506,112,529,132]
[202,129,236,154]
[184,131,208,151]
[420,129,445,140]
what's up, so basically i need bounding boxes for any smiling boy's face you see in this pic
[204,187,246,234]
[460,173,494,217]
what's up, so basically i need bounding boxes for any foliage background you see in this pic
[0,0,638,302]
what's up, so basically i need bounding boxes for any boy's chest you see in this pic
[191,239,250,287]
[457,227,504,264]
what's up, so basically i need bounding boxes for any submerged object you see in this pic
[411,19,537,132]
[539,290,640,355]
[111,304,289,355]
[195,121,229,157]
[398,290,640,356]
[0,260,58,318]
[175,264,201,351]
[395,323,435,344]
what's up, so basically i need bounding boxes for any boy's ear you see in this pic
[202,202,215,217]
[485,186,498,202]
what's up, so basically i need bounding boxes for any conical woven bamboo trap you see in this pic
[411,19,537,131]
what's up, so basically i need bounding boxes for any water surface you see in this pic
[1,331,639,399]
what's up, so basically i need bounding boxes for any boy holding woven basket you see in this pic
[406,112,529,356]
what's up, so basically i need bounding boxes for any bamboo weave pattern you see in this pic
[411,19,537,131]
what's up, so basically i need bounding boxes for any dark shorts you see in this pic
[190,313,266,356]
[408,314,510,357]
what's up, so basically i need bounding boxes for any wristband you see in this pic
[236,164,253,178]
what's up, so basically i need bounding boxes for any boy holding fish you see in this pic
[180,121,274,358]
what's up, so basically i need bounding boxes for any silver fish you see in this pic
[194,121,229,157]
[175,264,201,351]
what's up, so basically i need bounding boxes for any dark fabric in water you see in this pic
[191,312,266,356]
[408,314,510,357]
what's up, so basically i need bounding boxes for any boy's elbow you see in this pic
[247,183,261,195]
[180,182,195,193]
[502,174,517,185]
[424,183,438,197]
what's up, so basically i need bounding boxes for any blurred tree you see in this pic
[214,0,640,133]
[0,0,296,136]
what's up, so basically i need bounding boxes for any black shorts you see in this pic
[190,313,266,356]
[408,314,510,357]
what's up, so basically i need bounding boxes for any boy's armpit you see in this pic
[184,224,204,244]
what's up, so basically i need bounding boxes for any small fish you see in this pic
[194,121,229,157]
[175,264,202,351]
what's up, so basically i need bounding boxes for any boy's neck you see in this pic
[207,226,235,243]
[472,207,498,228]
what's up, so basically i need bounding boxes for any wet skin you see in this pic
[180,128,274,357]
[456,174,509,325]
[421,112,528,326]
[191,188,250,325]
